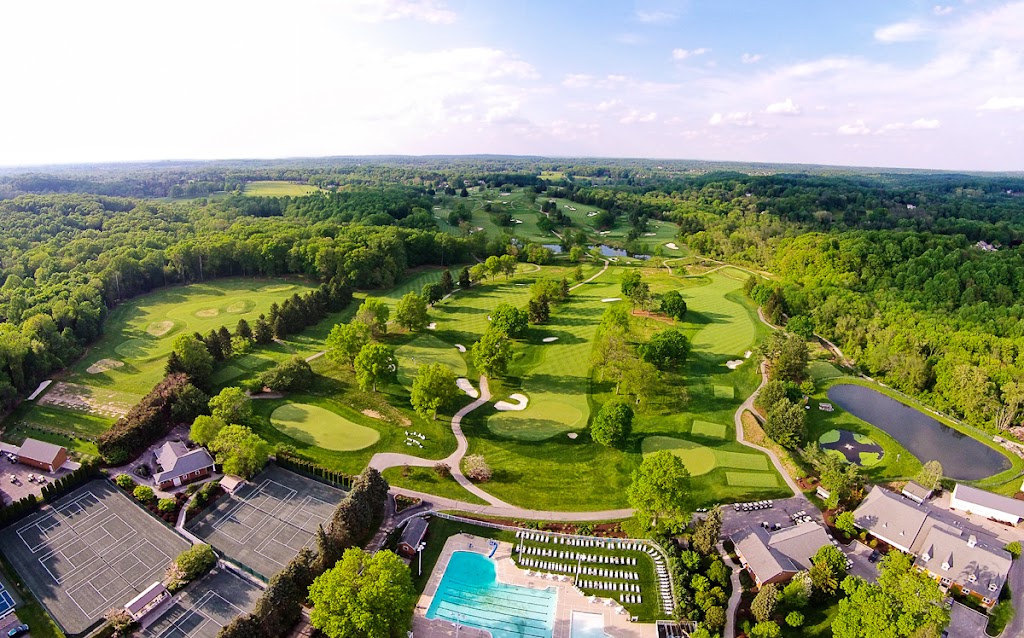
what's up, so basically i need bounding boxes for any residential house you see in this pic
[153,441,215,490]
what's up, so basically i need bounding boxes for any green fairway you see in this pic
[808,360,846,382]
[395,334,468,387]
[680,269,757,360]
[691,420,727,439]
[66,278,315,397]
[487,398,585,440]
[713,385,735,399]
[642,437,717,476]
[270,403,381,451]
[726,472,780,487]
[243,181,320,197]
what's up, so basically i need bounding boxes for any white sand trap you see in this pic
[87,358,124,374]
[27,380,52,401]
[587,212,598,217]
[726,360,744,369]
[456,378,479,398]
[542,337,559,343]
[427,322,437,330]
[495,393,529,411]
[567,432,579,439]
[643,233,656,237]
[195,308,219,318]
[146,321,174,337]
[665,242,679,250]
[744,350,752,359]
[455,344,467,352]
[601,298,622,303]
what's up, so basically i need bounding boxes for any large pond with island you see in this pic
[826,383,1010,481]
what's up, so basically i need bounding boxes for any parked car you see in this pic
[8,624,29,638]
[868,550,880,563]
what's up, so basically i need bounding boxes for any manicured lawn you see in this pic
[270,403,381,451]
[243,181,321,196]
[679,269,757,360]
[382,466,489,505]
[395,334,468,388]
[65,277,316,396]
[808,360,846,382]
[641,437,717,475]
[726,472,780,487]
[691,420,728,439]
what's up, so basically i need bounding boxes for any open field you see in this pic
[0,481,190,635]
[270,403,380,451]
[242,181,320,197]
[186,465,344,579]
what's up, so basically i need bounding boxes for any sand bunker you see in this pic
[726,360,745,369]
[542,337,559,343]
[744,350,752,359]
[362,409,384,420]
[567,432,579,439]
[495,393,529,411]
[601,298,622,303]
[665,242,679,250]
[456,378,479,398]
[427,322,437,330]
[87,358,125,374]
[195,308,219,318]
[146,321,175,337]
[455,344,467,352]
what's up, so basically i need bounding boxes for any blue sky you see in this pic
[2,0,1023,170]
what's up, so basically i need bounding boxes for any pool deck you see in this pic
[414,534,657,638]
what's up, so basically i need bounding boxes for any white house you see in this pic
[949,484,1024,526]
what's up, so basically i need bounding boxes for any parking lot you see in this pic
[0,456,76,505]
[721,495,818,538]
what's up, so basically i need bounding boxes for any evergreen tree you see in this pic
[439,270,454,294]
[235,318,253,340]
[253,314,273,344]
[459,266,471,289]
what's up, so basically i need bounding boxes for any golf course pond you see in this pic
[826,383,1010,481]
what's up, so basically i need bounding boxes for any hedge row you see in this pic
[97,373,201,464]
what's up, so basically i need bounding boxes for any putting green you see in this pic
[713,385,735,399]
[819,430,841,444]
[488,399,584,440]
[270,403,380,451]
[226,299,256,314]
[682,270,757,359]
[642,436,716,476]
[726,472,779,487]
[691,420,727,439]
[395,334,468,387]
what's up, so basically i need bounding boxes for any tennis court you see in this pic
[0,481,190,635]
[0,573,19,619]
[143,569,262,638]
[186,465,343,578]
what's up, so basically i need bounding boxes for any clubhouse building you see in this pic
[852,486,1011,607]
[731,521,832,587]
[153,441,215,490]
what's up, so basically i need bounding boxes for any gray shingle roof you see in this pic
[400,517,428,548]
[732,522,832,583]
[17,438,65,465]
[902,481,932,501]
[952,483,1024,519]
[915,526,1010,594]
[853,486,929,551]
[153,442,214,484]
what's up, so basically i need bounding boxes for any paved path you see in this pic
[732,363,804,498]
[718,541,743,638]
[570,257,609,291]
[1006,557,1024,637]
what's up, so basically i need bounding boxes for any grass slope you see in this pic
[243,181,320,197]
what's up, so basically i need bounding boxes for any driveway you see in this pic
[1005,556,1024,638]
[844,540,879,583]
[721,496,822,538]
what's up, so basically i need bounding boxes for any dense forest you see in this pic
[1,157,1024,431]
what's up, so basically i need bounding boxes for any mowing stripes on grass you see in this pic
[270,403,380,451]
[726,472,779,487]
[808,360,846,382]
[395,334,467,388]
[682,272,757,359]
[714,450,771,471]
[641,436,716,476]
[691,420,727,439]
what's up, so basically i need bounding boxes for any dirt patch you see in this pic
[86,358,124,374]
[630,310,675,324]
[361,408,412,426]
[146,321,175,337]
[195,308,219,318]
[38,381,133,417]
[362,409,384,420]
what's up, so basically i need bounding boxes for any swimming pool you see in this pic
[427,551,557,638]
[570,611,609,638]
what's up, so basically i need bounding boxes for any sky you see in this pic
[2,0,1023,170]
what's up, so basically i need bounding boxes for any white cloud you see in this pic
[765,97,801,115]
[933,5,954,16]
[620,110,658,124]
[741,53,763,64]
[838,120,871,135]
[344,0,455,24]
[562,74,594,88]
[596,99,622,111]
[709,111,754,127]
[672,47,710,60]
[911,118,941,129]
[875,20,928,42]
[979,96,1024,111]
[635,10,677,23]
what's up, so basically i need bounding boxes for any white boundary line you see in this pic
[36,514,133,584]
[254,495,332,567]
[16,491,107,553]
[148,590,246,638]
[65,538,172,618]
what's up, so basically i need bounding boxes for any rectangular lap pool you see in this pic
[427,551,557,638]
[570,611,609,638]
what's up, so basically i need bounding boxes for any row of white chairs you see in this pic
[518,558,639,581]
[515,530,649,552]
[520,545,637,565]
[577,580,641,593]
[620,594,643,605]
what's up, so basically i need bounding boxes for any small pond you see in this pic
[826,383,1010,480]
[819,429,884,467]
[591,245,651,260]
[541,244,563,254]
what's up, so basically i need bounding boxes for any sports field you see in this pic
[243,181,320,197]
[186,465,343,578]
[270,403,380,451]
[143,569,263,638]
[65,278,316,397]
[0,481,191,635]
[681,269,757,360]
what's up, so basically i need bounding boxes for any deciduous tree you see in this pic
[355,298,389,337]
[472,328,512,378]
[410,363,459,421]
[394,292,429,331]
[627,451,689,524]
[354,343,396,392]
[326,321,371,368]
[591,400,633,448]
[308,548,415,638]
